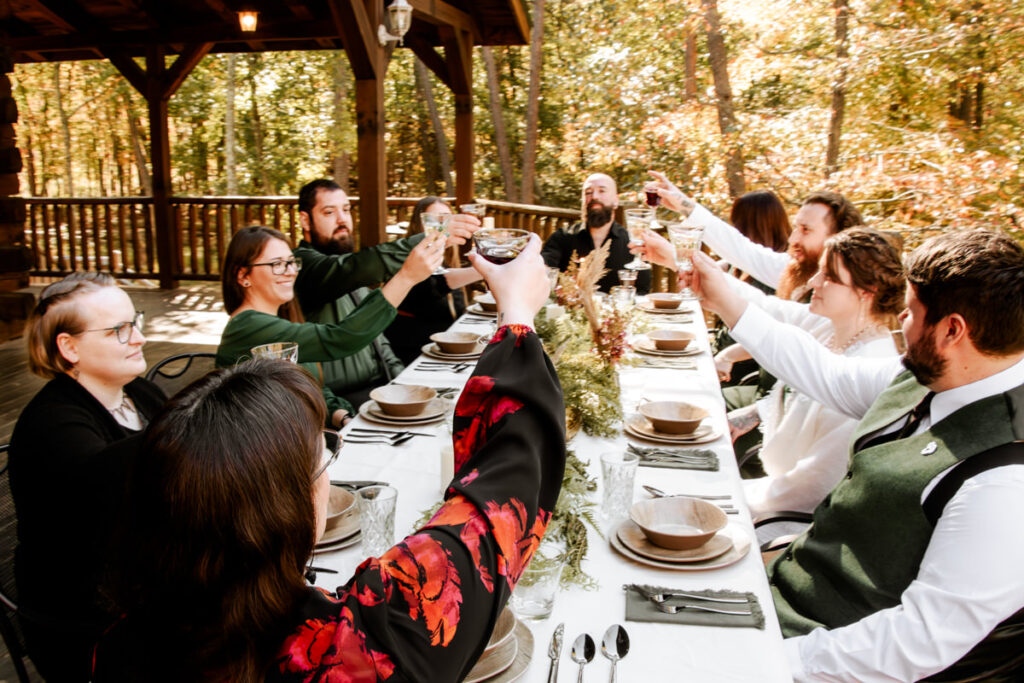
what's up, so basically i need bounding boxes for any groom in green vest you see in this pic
[693,229,1024,682]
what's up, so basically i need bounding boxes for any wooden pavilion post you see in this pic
[105,43,211,288]
[445,28,474,206]
[331,0,388,249]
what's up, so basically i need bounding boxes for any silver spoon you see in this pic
[570,633,595,683]
[601,624,629,683]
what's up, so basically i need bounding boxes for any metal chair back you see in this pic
[0,444,33,682]
[144,352,217,399]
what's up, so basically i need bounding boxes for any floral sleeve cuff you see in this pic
[489,323,534,345]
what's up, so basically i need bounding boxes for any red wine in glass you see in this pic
[645,190,660,207]
[479,247,520,265]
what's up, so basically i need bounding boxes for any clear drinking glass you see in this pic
[460,203,487,219]
[250,341,299,363]
[546,266,560,294]
[509,550,565,621]
[617,268,638,287]
[609,285,636,311]
[666,222,705,300]
[356,485,398,558]
[472,229,531,265]
[600,450,639,525]
[623,208,654,271]
[420,213,451,275]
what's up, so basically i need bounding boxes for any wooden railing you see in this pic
[24,196,580,281]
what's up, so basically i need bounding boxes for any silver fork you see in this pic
[343,433,415,446]
[656,602,751,617]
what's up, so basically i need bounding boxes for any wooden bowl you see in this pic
[430,331,482,355]
[648,293,683,310]
[325,487,357,532]
[368,385,437,417]
[629,497,728,550]
[638,400,708,434]
[647,329,695,351]
[474,291,498,312]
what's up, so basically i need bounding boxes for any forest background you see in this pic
[10,0,1024,246]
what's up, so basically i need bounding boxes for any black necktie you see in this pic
[860,391,935,450]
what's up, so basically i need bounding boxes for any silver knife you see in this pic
[547,622,564,683]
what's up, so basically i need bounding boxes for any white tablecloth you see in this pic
[315,299,792,682]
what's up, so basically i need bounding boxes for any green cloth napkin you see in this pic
[631,447,720,472]
[623,584,765,630]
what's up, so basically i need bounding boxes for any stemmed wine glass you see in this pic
[472,228,531,264]
[666,222,705,300]
[460,203,487,220]
[623,208,654,271]
[420,212,452,275]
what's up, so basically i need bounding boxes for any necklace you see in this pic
[829,324,886,354]
[109,392,143,429]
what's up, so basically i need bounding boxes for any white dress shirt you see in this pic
[683,203,792,290]
[731,304,1024,682]
[724,276,899,515]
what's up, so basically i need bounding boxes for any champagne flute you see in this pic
[666,222,705,300]
[623,208,654,271]
[421,212,452,275]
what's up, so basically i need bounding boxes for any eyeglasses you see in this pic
[251,257,302,275]
[314,429,342,479]
[80,311,145,344]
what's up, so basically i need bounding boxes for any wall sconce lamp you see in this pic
[378,0,413,46]
[237,10,259,32]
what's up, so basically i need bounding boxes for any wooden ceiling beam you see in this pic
[407,0,473,35]
[101,48,147,94]
[328,0,379,81]
[405,34,451,89]
[440,25,471,95]
[198,0,243,29]
[20,0,76,32]
[162,42,213,98]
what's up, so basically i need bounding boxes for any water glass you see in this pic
[617,268,638,287]
[666,222,705,300]
[510,551,565,621]
[546,266,560,294]
[623,208,654,271]
[600,450,639,525]
[609,285,636,310]
[356,486,398,558]
[250,341,299,363]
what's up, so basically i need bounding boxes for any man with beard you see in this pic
[691,229,1024,682]
[541,173,651,293]
[647,171,862,302]
[293,179,480,411]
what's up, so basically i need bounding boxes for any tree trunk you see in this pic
[127,111,152,195]
[332,56,351,192]
[414,58,454,196]
[685,30,698,101]
[225,54,238,194]
[482,47,517,202]
[247,56,272,194]
[701,0,746,198]
[825,0,850,176]
[23,130,38,196]
[520,0,544,204]
[53,63,74,197]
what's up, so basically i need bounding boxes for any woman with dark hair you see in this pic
[635,228,905,514]
[384,197,483,364]
[10,272,165,681]
[95,235,564,682]
[215,225,441,425]
[728,190,791,278]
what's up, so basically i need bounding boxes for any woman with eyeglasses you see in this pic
[216,225,442,426]
[9,272,166,681]
[94,235,564,682]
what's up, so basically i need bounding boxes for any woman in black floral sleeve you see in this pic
[95,235,564,682]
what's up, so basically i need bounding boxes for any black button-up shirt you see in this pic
[541,221,651,294]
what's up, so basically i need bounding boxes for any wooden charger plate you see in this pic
[610,522,751,571]
[631,336,703,357]
[359,399,446,426]
[465,619,533,683]
[623,414,720,445]
[420,342,485,360]
[617,519,733,563]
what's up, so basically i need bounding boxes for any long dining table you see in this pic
[314,296,793,682]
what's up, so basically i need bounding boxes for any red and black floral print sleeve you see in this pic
[272,324,566,682]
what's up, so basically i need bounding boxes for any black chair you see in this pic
[752,509,813,552]
[0,444,33,683]
[145,352,217,398]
